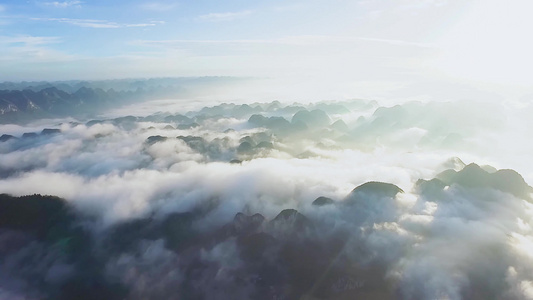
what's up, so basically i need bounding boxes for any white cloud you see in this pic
[43,1,83,8]
[272,4,307,12]
[0,35,76,63]
[31,17,162,28]
[0,35,61,46]
[139,2,178,12]
[1,98,533,297]
[133,35,433,49]
[196,10,252,22]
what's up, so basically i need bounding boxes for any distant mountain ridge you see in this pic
[0,76,241,93]
[0,86,142,122]
[0,77,247,123]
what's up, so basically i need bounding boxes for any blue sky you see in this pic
[1,0,532,101]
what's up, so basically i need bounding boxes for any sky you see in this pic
[1,0,533,101]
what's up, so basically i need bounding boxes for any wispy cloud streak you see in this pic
[42,1,83,8]
[139,2,178,12]
[196,10,252,22]
[31,17,163,28]
[0,35,61,45]
[134,35,433,48]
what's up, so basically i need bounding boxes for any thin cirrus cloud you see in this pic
[196,10,253,22]
[133,35,433,53]
[31,17,163,28]
[135,35,430,46]
[0,36,76,63]
[42,1,83,8]
[0,35,61,46]
[139,2,179,12]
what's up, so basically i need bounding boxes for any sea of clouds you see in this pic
[1,98,533,299]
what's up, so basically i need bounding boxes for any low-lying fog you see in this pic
[1,98,533,299]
